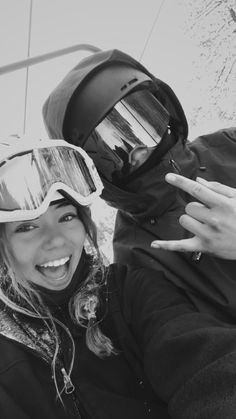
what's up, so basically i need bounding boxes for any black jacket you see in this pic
[112,127,236,322]
[3,263,236,419]
[0,264,169,419]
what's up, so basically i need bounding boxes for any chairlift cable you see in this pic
[23,0,33,135]
[139,0,166,62]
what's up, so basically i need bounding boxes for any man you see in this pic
[43,48,236,322]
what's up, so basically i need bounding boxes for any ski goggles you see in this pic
[83,89,170,183]
[0,140,103,222]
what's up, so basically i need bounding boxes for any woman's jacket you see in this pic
[0,264,169,419]
[2,263,236,418]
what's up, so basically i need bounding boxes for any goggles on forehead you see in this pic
[83,88,170,183]
[0,139,103,222]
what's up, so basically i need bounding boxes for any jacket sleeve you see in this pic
[123,265,236,419]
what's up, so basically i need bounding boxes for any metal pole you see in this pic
[0,44,101,76]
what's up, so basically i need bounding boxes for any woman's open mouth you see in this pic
[36,256,71,280]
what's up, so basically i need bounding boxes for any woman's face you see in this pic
[4,201,86,291]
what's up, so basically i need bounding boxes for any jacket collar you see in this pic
[102,139,198,220]
[0,309,55,363]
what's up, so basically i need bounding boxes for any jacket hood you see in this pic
[43,48,188,142]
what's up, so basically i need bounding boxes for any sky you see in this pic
[0,0,235,140]
[0,0,204,139]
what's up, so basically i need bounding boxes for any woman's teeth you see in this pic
[40,256,70,268]
[36,256,70,280]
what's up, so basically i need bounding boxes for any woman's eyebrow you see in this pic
[21,216,40,222]
[54,199,72,209]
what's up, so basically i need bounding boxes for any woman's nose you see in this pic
[42,226,66,249]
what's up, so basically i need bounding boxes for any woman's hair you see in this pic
[0,202,116,400]
[71,205,116,357]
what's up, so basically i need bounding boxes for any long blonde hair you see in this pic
[0,205,116,398]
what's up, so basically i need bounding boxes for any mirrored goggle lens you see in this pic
[84,89,170,182]
[0,146,98,213]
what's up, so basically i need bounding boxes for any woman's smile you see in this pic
[36,255,71,281]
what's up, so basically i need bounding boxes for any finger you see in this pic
[179,214,212,240]
[151,236,203,253]
[165,173,226,208]
[196,177,236,198]
[185,202,219,228]
[185,202,210,221]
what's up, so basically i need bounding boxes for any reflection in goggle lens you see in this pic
[85,89,170,182]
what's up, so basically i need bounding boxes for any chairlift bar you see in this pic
[0,43,101,75]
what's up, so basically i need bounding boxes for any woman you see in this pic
[3,137,236,419]
[0,136,173,418]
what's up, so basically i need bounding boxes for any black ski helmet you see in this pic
[62,49,188,147]
[63,66,152,146]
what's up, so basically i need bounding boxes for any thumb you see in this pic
[151,236,203,253]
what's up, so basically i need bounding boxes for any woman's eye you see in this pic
[15,224,36,233]
[61,213,78,222]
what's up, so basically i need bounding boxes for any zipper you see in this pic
[60,367,83,418]
[61,367,75,394]
[169,158,181,174]
[3,312,88,417]
[71,392,82,419]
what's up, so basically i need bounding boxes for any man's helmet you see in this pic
[43,49,188,185]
